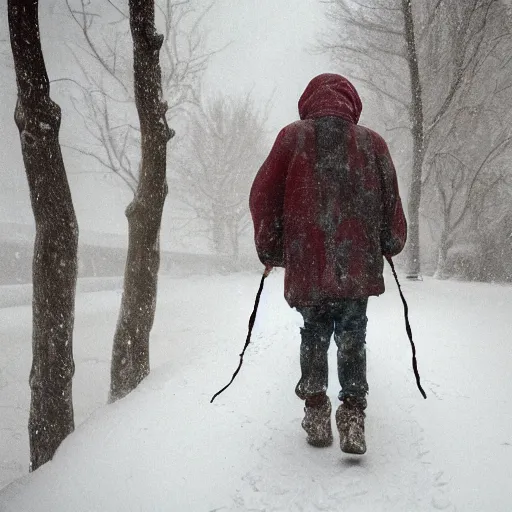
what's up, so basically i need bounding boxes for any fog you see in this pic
[1,1,512,510]
[1,0,331,248]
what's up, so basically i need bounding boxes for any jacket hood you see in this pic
[298,73,362,124]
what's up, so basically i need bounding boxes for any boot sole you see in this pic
[340,441,366,455]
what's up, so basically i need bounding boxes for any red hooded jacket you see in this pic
[249,74,406,307]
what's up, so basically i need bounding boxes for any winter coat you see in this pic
[249,73,406,307]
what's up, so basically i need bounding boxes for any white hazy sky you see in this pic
[203,0,333,133]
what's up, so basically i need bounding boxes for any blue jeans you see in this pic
[295,299,368,403]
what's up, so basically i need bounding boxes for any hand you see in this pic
[263,264,273,277]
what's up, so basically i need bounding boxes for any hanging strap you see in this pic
[210,271,268,403]
[386,256,427,399]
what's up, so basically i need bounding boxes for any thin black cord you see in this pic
[386,256,427,399]
[210,272,268,403]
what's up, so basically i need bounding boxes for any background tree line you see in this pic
[321,0,512,281]
[65,0,267,265]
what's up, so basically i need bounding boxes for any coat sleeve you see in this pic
[249,127,291,267]
[374,134,407,257]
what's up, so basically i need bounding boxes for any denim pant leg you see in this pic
[333,299,369,402]
[295,307,334,400]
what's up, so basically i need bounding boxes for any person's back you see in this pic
[250,73,406,454]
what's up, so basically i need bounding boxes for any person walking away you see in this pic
[249,73,407,454]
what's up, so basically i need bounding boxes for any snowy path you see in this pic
[1,270,512,511]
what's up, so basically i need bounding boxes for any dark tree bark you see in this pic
[109,0,174,402]
[8,0,79,471]
[402,0,424,280]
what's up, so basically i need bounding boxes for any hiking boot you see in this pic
[302,394,333,447]
[335,397,366,455]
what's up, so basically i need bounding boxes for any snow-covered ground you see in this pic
[1,269,511,511]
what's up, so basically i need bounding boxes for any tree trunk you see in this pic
[231,224,240,265]
[402,0,425,280]
[433,229,450,279]
[212,206,226,255]
[226,217,240,270]
[8,0,79,471]
[109,0,173,402]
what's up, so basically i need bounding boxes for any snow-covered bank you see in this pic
[0,272,263,491]
[1,271,511,511]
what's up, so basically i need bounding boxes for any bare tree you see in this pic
[172,95,269,265]
[320,0,510,279]
[64,0,216,191]
[420,3,512,278]
[109,0,173,402]
[8,0,78,470]
[426,130,511,278]
[401,0,424,279]
[59,0,213,400]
